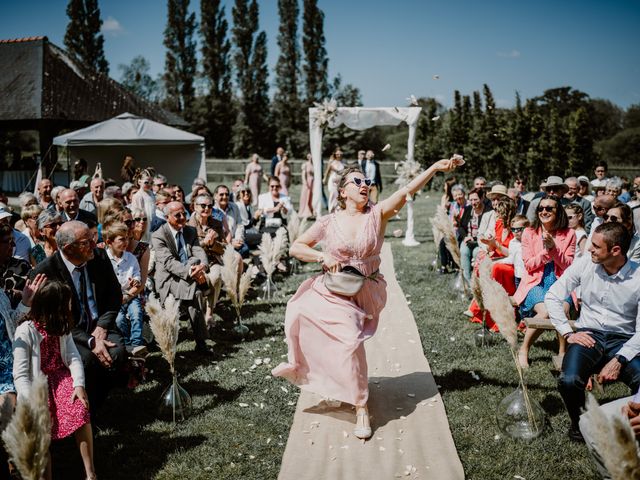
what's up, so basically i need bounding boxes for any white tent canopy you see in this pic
[53,112,206,189]
[308,106,421,215]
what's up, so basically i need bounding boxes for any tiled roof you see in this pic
[0,36,48,44]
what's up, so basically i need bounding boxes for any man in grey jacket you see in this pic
[152,202,212,354]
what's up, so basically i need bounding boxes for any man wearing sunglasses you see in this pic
[257,177,294,232]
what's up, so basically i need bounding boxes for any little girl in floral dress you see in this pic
[13,281,96,480]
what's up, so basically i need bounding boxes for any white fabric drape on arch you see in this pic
[308,107,422,215]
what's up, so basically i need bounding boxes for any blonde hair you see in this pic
[336,166,366,210]
[103,221,129,243]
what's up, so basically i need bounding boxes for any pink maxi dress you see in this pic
[272,203,387,406]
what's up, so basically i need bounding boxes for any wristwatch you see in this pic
[615,354,629,366]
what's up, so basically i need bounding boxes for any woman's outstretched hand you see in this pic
[433,155,464,173]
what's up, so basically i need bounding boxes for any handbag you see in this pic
[323,266,377,297]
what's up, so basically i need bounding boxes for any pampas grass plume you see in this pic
[220,245,253,316]
[258,228,288,277]
[145,293,180,374]
[477,256,517,349]
[2,373,51,480]
[431,205,461,266]
[585,394,640,480]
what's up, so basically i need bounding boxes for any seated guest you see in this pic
[185,177,207,204]
[37,179,55,211]
[189,185,214,214]
[438,184,468,274]
[508,187,530,216]
[104,222,147,357]
[466,196,516,331]
[590,161,608,189]
[257,176,293,233]
[588,195,617,243]
[631,180,640,234]
[565,204,588,258]
[152,202,212,354]
[547,222,640,442]
[0,273,43,479]
[30,210,63,266]
[30,221,127,413]
[235,186,262,249]
[526,176,569,224]
[458,188,489,282]
[129,208,149,243]
[577,175,594,203]
[564,177,595,232]
[13,193,38,232]
[152,174,168,194]
[472,176,491,209]
[151,189,172,233]
[12,281,96,479]
[604,202,640,262]
[514,194,576,368]
[188,194,230,265]
[58,188,98,225]
[80,178,105,215]
[19,204,43,248]
[604,176,626,203]
[214,185,247,257]
[0,224,32,309]
[0,209,30,262]
[230,178,245,203]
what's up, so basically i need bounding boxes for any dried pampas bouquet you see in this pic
[476,256,544,438]
[2,373,51,480]
[145,293,180,374]
[220,245,255,334]
[287,210,308,245]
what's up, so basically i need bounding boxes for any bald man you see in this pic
[80,178,105,214]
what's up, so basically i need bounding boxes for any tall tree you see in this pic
[64,0,109,74]
[302,0,329,105]
[568,107,596,176]
[118,56,159,101]
[231,0,271,156]
[163,0,197,123]
[200,0,233,157]
[272,0,303,154]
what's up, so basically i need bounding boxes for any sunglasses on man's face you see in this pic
[349,177,373,187]
[537,205,556,213]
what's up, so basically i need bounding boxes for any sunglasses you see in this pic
[511,226,525,233]
[217,193,229,197]
[197,203,213,209]
[269,185,281,189]
[604,214,620,222]
[134,217,148,222]
[155,183,167,188]
[44,222,63,229]
[537,205,556,213]
[348,177,373,187]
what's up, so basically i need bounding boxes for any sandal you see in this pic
[353,410,372,439]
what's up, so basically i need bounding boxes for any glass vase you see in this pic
[233,313,249,337]
[474,327,498,347]
[262,276,278,300]
[289,257,301,275]
[158,374,192,423]
[451,271,471,300]
[496,386,546,440]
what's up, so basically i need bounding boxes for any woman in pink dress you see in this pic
[13,281,96,480]
[274,153,292,195]
[273,157,461,439]
[244,153,263,206]
[298,153,315,218]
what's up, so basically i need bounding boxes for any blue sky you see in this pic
[2,0,639,109]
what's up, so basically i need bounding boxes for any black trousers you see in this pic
[75,329,127,416]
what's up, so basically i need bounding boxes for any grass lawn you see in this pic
[49,189,622,479]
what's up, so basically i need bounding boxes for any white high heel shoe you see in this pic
[353,411,372,439]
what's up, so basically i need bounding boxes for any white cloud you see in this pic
[497,49,521,58]
[101,16,124,36]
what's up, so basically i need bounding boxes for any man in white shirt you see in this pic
[546,222,640,441]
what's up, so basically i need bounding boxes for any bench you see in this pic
[523,317,576,371]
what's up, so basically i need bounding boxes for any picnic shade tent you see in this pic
[53,113,206,189]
